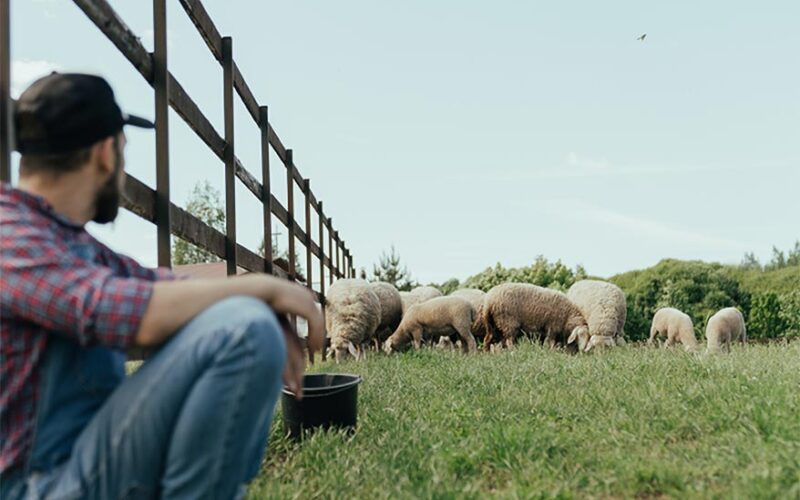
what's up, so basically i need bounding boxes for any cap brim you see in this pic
[123,113,155,129]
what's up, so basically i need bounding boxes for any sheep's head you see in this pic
[383,334,410,354]
[584,335,615,352]
[332,340,359,362]
[567,325,590,352]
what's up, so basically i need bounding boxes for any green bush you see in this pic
[461,256,586,293]
[749,293,787,340]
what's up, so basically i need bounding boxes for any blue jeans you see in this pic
[2,296,286,500]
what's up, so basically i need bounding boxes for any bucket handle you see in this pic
[285,377,362,399]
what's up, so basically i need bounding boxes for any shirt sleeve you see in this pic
[1,226,153,349]
[92,236,180,282]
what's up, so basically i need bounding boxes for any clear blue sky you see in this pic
[9,0,800,285]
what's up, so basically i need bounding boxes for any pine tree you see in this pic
[371,245,415,291]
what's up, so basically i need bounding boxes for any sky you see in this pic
[8,0,800,285]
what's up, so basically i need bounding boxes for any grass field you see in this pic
[246,342,800,499]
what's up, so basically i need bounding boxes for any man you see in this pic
[0,73,324,499]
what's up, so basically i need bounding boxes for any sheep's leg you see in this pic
[647,327,659,346]
[455,323,477,353]
[411,327,423,350]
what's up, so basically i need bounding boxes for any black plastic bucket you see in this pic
[281,373,362,439]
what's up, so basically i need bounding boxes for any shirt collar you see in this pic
[0,182,84,229]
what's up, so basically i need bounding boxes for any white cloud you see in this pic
[11,59,62,97]
[544,199,751,250]
[566,151,610,171]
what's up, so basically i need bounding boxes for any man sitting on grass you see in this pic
[0,73,324,499]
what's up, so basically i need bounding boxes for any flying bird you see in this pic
[637,33,647,41]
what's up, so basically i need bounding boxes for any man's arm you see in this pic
[135,274,324,351]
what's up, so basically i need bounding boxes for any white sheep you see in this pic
[399,286,443,315]
[325,279,381,361]
[706,307,747,353]
[384,296,477,354]
[566,280,627,350]
[648,307,699,352]
[480,283,590,352]
[368,281,403,347]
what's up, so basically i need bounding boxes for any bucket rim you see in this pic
[282,373,362,397]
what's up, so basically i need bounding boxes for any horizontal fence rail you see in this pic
[0,0,357,311]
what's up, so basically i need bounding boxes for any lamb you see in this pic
[384,296,477,354]
[449,288,487,337]
[648,307,699,352]
[368,282,403,346]
[566,280,627,349]
[399,286,443,314]
[705,307,747,353]
[325,279,381,361]
[480,283,590,352]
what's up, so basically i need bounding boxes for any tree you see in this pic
[432,278,460,295]
[371,246,415,291]
[740,252,761,270]
[749,292,787,340]
[172,181,225,265]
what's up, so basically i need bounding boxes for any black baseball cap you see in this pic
[13,72,154,155]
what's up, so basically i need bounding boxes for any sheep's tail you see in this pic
[481,304,498,352]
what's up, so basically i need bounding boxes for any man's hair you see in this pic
[19,135,120,176]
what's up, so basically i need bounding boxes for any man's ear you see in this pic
[92,136,117,178]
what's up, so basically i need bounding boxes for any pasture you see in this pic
[249,342,800,499]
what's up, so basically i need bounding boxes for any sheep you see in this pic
[566,280,627,349]
[368,281,403,347]
[648,307,699,352]
[399,286,443,314]
[706,307,747,353]
[480,283,590,352]
[325,279,382,361]
[384,296,477,354]
[449,288,487,338]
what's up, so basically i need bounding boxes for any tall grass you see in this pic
[249,343,800,499]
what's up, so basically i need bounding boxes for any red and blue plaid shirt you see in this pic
[0,183,175,474]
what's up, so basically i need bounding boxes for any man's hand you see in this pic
[265,280,325,358]
[278,314,305,400]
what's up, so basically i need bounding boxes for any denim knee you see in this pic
[213,296,287,378]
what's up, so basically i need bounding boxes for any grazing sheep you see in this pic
[399,286,444,314]
[368,282,403,346]
[325,279,381,361]
[480,283,590,352]
[706,307,747,353]
[450,288,487,337]
[384,296,477,354]
[648,308,699,352]
[566,280,627,347]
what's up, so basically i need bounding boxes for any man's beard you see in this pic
[92,143,122,224]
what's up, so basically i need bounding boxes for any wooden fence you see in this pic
[0,0,356,304]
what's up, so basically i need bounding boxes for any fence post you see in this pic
[335,231,341,278]
[303,178,313,290]
[328,217,334,284]
[153,0,171,268]
[286,149,296,284]
[222,36,236,276]
[318,201,325,297]
[0,0,11,183]
[259,105,273,275]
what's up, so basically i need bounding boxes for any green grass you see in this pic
[248,343,800,499]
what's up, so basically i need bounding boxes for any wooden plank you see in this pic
[318,201,326,297]
[169,75,225,159]
[259,106,273,274]
[233,63,259,124]
[0,0,11,183]
[304,178,313,288]
[286,149,296,282]
[222,36,236,275]
[177,0,222,60]
[153,0,171,267]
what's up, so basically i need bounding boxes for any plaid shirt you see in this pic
[0,183,175,474]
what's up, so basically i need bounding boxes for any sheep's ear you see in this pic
[347,342,358,358]
[567,330,578,344]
